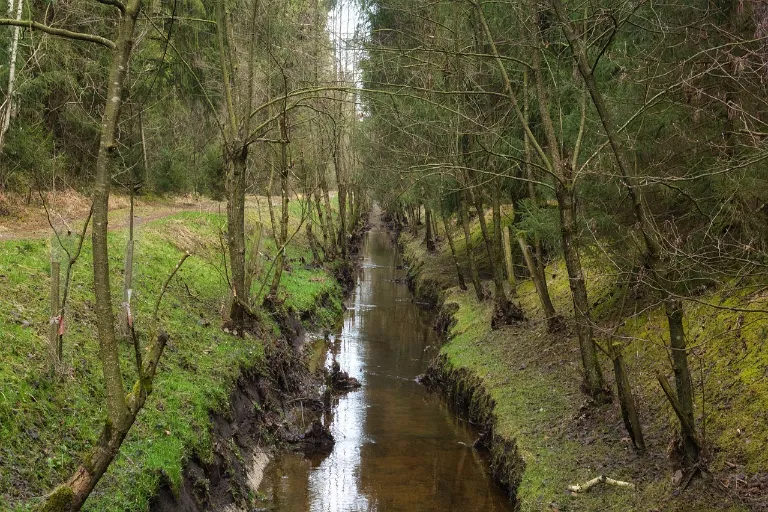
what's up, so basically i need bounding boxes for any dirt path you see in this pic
[0,196,226,242]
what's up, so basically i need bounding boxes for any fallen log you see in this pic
[567,474,636,493]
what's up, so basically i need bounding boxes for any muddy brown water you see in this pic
[257,220,513,511]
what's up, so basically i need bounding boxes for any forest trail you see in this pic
[0,195,229,241]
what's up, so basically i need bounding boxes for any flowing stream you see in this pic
[257,216,512,511]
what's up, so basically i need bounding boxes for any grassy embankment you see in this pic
[402,212,765,511]
[0,198,342,511]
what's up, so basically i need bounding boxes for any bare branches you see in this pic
[153,252,191,322]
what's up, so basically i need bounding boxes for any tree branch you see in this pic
[95,0,126,14]
[153,252,191,321]
[0,19,115,48]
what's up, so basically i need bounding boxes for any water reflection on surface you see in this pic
[258,221,512,512]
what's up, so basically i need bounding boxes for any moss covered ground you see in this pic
[0,197,341,511]
[402,213,764,511]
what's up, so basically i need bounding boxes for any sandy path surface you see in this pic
[0,197,226,241]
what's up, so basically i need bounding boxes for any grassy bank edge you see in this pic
[399,220,753,512]
[1,203,343,511]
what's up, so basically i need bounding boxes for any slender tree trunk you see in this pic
[226,149,248,327]
[314,187,329,256]
[38,1,167,508]
[502,227,515,288]
[266,155,278,239]
[468,179,524,326]
[522,70,546,281]
[320,170,336,257]
[333,135,347,259]
[120,191,135,337]
[244,222,263,293]
[270,115,290,296]
[307,222,321,265]
[493,187,516,295]
[666,298,698,462]
[442,210,467,291]
[555,178,605,396]
[49,260,61,371]
[517,230,562,331]
[612,349,646,451]
[0,0,23,151]
[459,191,485,301]
[139,110,149,176]
[348,187,356,230]
[424,208,435,251]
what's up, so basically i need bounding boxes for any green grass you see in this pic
[403,215,756,511]
[0,202,342,511]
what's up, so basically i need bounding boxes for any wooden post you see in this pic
[121,190,135,335]
[50,260,61,369]
[502,226,515,288]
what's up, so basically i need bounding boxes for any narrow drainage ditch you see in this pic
[255,216,513,511]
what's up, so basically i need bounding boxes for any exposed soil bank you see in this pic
[421,356,524,502]
[396,217,758,511]
[151,324,336,512]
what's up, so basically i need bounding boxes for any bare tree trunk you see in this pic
[226,149,248,327]
[348,187,356,232]
[266,155,278,239]
[139,110,149,176]
[307,221,321,265]
[245,222,263,293]
[49,260,61,371]
[424,208,435,251]
[468,178,524,326]
[442,210,467,291]
[120,191,135,337]
[502,227,514,288]
[38,1,165,508]
[0,0,23,151]
[320,169,336,257]
[270,115,290,296]
[459,191,485,301]
[666,298,698,462]
[333,131,347,259]
[517,231,562,331]
[314,187,329,256]
[555,178,605,396]
[612,349,646,451]
[493,187,516,295]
